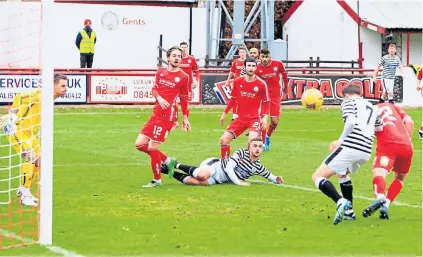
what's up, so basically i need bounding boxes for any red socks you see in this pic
[136,144,166,180]
[387,179,403,203]
[221,144,230,159]
[148,149,162,180]
[267,123,277,137]
[372,176,403,203]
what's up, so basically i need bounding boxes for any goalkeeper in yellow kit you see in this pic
[0,74,68,206]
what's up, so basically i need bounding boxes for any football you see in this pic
[301,88,324,110]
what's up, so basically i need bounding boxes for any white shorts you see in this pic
[199,158,230,185]
[382,78,395,94]
[323,146,371,175]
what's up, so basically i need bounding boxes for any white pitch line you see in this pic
[52,162,422,209]
[0,229,85,257]
[0,229,34,244]
[45,245,85,257]
[0,173,418,256]
[247,179,422,209]
[52,163,423,209]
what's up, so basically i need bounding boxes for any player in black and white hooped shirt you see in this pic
[311,84,383,225]
[160,138,284,186]
[373,43,405,103]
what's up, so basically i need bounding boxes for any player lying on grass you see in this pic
[160,138,284,186]
[311,84,383,225]
[0,74,68,206]
[362,103,414,220]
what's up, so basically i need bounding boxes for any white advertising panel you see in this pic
[89,74,201,104]
[0,74,87,104]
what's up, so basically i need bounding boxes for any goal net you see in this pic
[0,0,53,249]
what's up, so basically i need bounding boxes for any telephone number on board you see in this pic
[58,93,83,99]
[133,90,153,99]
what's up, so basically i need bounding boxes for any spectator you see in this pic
[75,19,97,68]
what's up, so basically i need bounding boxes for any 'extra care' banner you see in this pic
[0,74,88,104]
[89,75,201,104]
[201,74,403,105]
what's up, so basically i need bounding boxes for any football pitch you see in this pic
[0,106,421,256]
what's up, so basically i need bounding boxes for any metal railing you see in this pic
[0,68,382,75]
[157,36,359,73]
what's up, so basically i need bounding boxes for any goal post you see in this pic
[0,0,55,249]
[39,0,54,246]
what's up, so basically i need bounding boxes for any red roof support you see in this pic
[281,0,304,25]
[336,0,387,34]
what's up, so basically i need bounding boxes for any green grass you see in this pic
[0,107,421,256]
